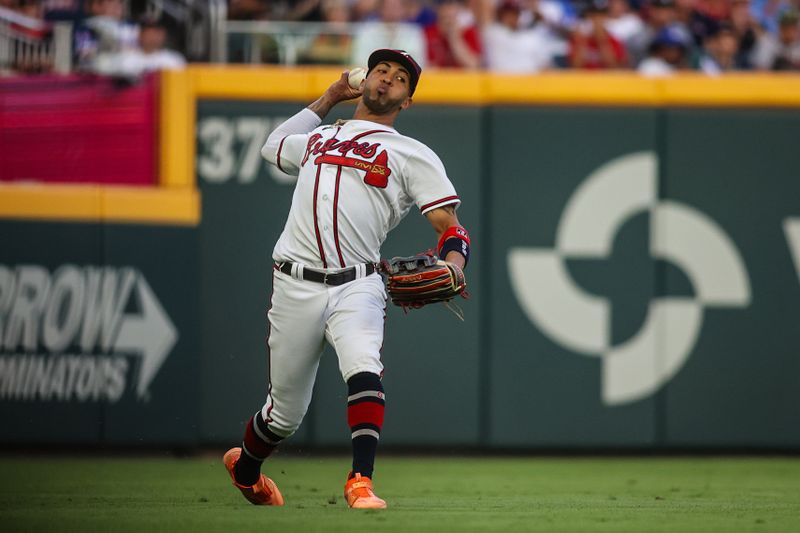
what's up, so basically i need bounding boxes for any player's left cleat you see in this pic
[344,472,387,509]
[223,447,285,506]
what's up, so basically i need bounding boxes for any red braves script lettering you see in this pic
[304,134,391,188]
[302,134,379,165]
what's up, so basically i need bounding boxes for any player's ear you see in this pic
[400,97,412,111]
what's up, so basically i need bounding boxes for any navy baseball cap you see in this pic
[651,24,692,49]
[367,49,422,96]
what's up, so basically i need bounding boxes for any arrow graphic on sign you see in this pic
[114,273,178,399]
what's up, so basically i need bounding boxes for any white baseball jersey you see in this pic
[265,110,460,269]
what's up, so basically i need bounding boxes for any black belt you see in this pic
[275,261,375,286]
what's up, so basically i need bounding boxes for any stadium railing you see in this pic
[144,0,226,62]
[212,20,359,65]
[0,6,72,74]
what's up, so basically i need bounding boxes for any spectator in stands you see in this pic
[479,0,560,72]
[675,0,719,45]
[637,21,691,73]
[695,0,729,21]
[515,0,576,31]
[407,0,437,25]
[74,0,139,69]
[298,0,353,64]
[694,22,741,73]
[350,0,427,67]
[518,0,574,65]
[424,0,482,68]
[92,15,186,78]
[569,0,628,68]
[351,0,380,21]
[751,8,800,69]
[729,0,760,68]
[628,0,684,65]
[606,0,645,47]
[749,0,794,34]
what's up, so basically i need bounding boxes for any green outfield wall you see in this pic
[194,101,800,450]
[2,71,799,449]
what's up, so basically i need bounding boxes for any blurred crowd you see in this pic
[72,0,185,78]
[230,0,800,73]
[1,0,185,75]
[2,0,799,74]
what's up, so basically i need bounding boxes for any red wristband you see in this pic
[437,226,470,253]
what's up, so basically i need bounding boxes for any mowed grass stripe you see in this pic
[0,456,798,532]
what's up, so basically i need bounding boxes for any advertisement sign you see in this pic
[0,222,199,444]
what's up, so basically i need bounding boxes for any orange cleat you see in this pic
[344,472,387,509]
[223,447,284,506]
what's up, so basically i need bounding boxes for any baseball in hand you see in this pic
[348,67,367,89]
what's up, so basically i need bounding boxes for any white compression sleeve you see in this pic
[261,108,323,165]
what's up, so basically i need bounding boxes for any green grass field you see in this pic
[1,454,799,532]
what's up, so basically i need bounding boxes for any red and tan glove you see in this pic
[379,252,467,310]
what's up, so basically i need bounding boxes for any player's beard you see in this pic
[361,85,405,115]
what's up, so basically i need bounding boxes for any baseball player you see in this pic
[223,49,471,509]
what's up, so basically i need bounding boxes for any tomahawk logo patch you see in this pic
[316,150,392,188]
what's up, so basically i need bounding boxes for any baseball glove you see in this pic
[379,252,467,312]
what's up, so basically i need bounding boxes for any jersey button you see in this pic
[322,194,329,201]
[324,225,330,231]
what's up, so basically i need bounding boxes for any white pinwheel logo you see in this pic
[508,152,751,406]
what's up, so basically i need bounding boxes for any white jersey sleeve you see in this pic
[403,143,460,215]
[270,133,310,176]
[261,108,322,176]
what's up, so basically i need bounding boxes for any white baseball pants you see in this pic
[260,268,386,437]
